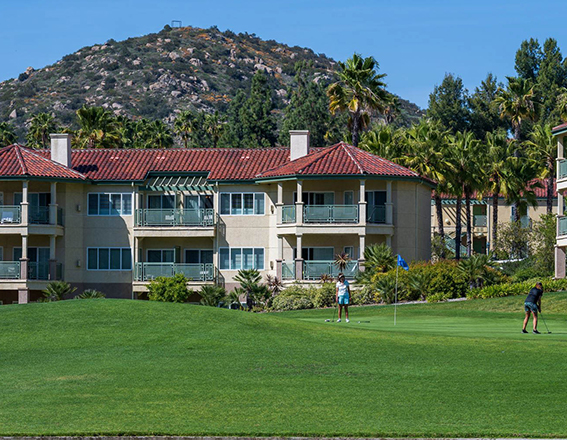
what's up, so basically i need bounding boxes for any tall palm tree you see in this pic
[174,110,194,148]
[447,131,481,259]
[26,113,58,149]
[402,119,453,258]
[358,124,404,161]
[0,122,17,148]
[142,120,174,149]
[327,53,391,147]
[525,123,557,213]
[204,111,224,148]
[483,131,518,246]
[495,76,540,142]
[75,106,120,148]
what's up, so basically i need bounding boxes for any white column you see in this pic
[296,180,304,224]
[276,182,283,223]
[386,181,393,224]
[133,186,140,226]
[555,246,566,279]
[21,181,29,226]
[20,235,29,280]
[278,236,283,260]
[358,234,366,272]
[295,234,303,280]
[21,235,28,259]
[358,179,366,225]
[49,182,57,225]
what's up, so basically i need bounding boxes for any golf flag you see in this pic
[397,254,409,271]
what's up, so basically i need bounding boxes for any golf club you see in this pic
[539,312,552,334]
[325,302,337,322]
[357,321,370,324]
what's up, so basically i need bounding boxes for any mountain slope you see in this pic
[0,25,423,139]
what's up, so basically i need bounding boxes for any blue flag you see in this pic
[397,254,409,271]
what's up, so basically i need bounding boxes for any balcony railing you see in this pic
[135,209,215,227]
[559,216,567,236]
[473,214,487,227]
[367,205,386,224]
[282,262,295,280]
[304,205,358,223]
[282,205,296,224]
[134,262,214,281]
[29,206,50,224]
[57,207,64,226]
[0,205,21,224]
[303,260,359,280]
[0,261,20,279]
[559,159,567,179]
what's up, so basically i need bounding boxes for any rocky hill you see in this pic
[0,25,423,140]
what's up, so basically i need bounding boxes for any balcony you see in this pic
[473,214,487,227]
[559,216,567,237]
[0,206,21,224]
[0,261,20,279]
[303,205,359,223]
[282,205,295,224]
[559,159,567,179]
[367,205,386,224]
[135,209,215,227]
[302,260,359,281]
[134,262,215,282]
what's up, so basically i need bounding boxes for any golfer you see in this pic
[522,282,543,334]
[336,273,351,323]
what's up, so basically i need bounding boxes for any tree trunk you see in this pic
[455,195,462,261]
[352,113,361,147]
[465,192,472,257]
[492,191,499,252]
[434,192,446,259]
[547,164,554,214]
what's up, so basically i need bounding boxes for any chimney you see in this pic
[290,130,310,161]
[50,133,72,168]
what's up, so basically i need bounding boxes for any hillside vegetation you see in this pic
[0,297,566,437]
[0,25,422,139]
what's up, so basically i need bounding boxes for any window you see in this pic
[148,194,175,210]
[184,195,213,210]
[219,248,264,270]
[88,193,132,216]
[147,249,175,263]
[344,191,354,205]
[219,193,265,215]
[344,246,355,259]
[365,191,387,206]
[185,249,213,264]
[294,247,334,261]
[0,247,3,261]
[294,192,335,205]
[87,247,132,270]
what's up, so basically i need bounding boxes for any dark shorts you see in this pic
[525,302,538,314]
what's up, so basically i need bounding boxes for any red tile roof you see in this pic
[1,143,429,184]
[552,122,567,134]
[257,142,428,181]
[0,145,86,180]
[435,179,556,200]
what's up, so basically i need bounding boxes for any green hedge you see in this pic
[468,278,567,299]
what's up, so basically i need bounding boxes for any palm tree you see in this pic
[402,119,452,258]
[358,125,404,161]
[327,53,391,147]
[75,106,120,148]
[525,123,557,213]
[0,121,17,147]
[447,131,481,259]
[204,111,224,148]
[174,110,195,148]
[495,76,540,142]
[26,113,58,149]
[143,120,174,148]
[483,130,518,246]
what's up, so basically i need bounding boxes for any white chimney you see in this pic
[290,130,310,161]
[50,133,72,168]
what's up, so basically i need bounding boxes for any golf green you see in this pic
[0,294,566,437]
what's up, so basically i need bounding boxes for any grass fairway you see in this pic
[0,295,566,437]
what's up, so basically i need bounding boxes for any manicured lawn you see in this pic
[0,294,566,437]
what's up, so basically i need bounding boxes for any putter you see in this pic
[325,303,337,322]
[539,312,552,334]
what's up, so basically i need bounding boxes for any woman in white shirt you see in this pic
[335,273,351,323]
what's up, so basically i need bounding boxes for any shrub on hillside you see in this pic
[76,289,105,299]
[147,274,193,303]
[469,278,567,299]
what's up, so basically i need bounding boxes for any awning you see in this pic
[439,199,487,205]
[140,175,214,192]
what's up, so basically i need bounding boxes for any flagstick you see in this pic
[394,261,399,326]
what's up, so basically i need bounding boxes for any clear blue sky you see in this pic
[0,0,566,108]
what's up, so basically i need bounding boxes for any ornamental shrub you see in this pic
[312,282,336,308]
[147,273,193,303]
[42,281,77,301]
[468,278,567,299]
[270,285,313,311]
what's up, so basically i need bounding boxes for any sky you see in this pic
[0,0,566,109]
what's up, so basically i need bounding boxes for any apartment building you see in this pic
[431,188,556,255]
[0,131,434,304]
[554,122,567,278]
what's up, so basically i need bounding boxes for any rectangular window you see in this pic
[88,193,132,216]
[185,249,214,264]
[344,191,354,205]
[220,193,265,216]
[219,247,264,270]
[87,248,132,270]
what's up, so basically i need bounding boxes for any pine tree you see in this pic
[219,89,247,148]
[468,73,507,139]
[279,62,331,147]
[537,38,566,124]
[515,38,543,81]
[239,71,277,148]
[427,73,470,134]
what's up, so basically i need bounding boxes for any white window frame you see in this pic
[219,192,265,216]
[146,248,176,263]
[88,193,133,216]
[293,246,335,261]
[87,247,133,271]
[294,191,335,205]
[218,247,265,270]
